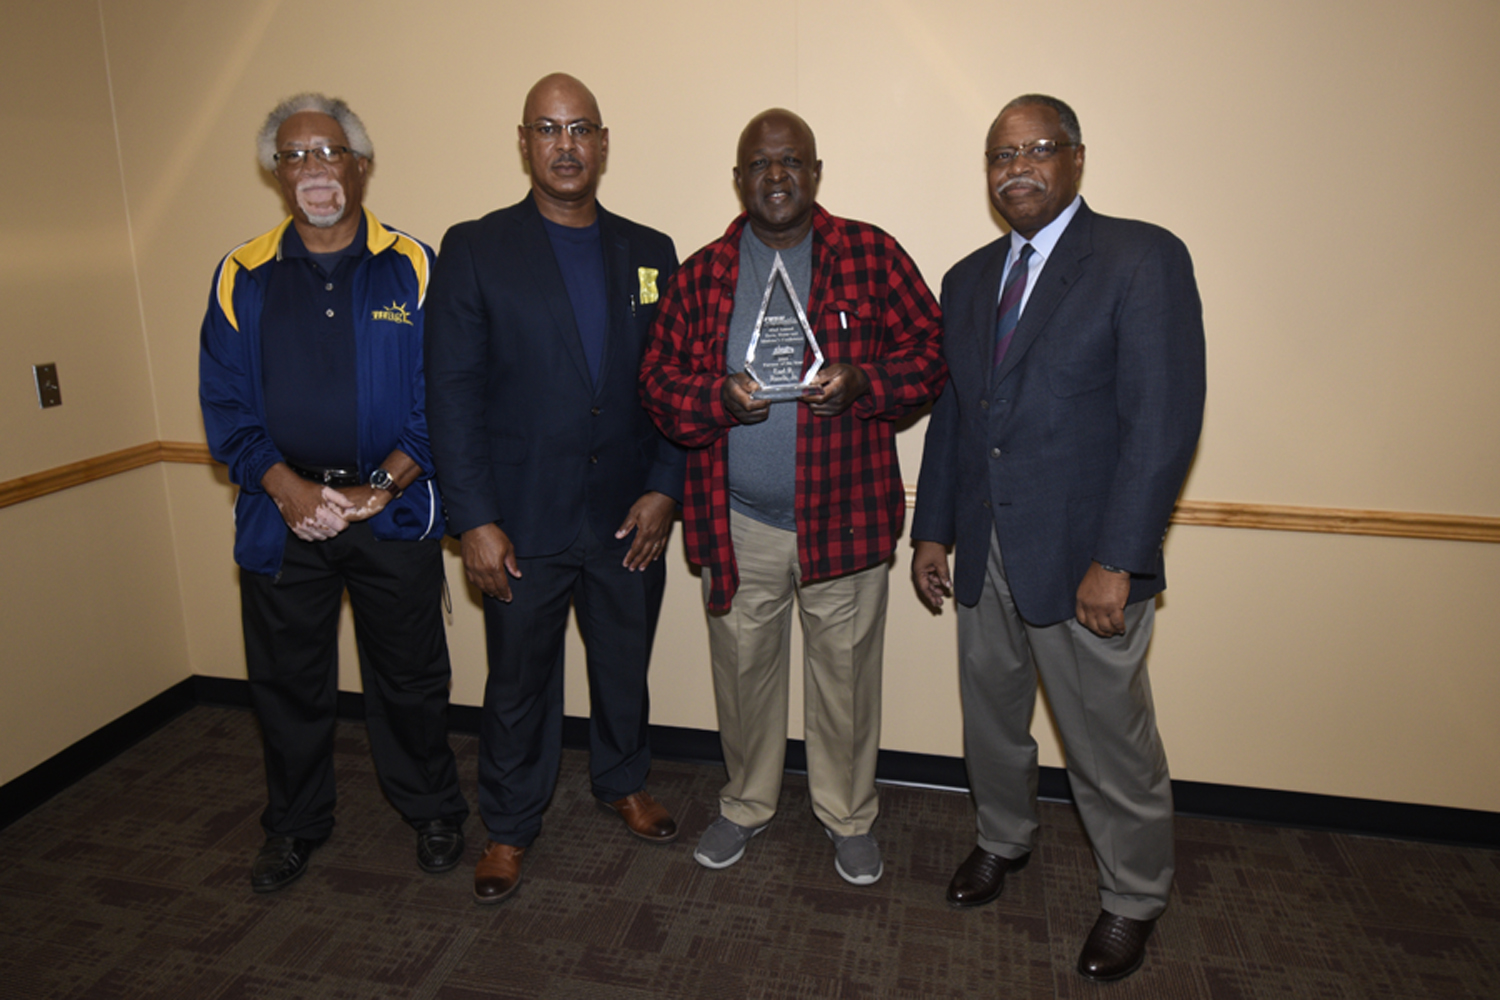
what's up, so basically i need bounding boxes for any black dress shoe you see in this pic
[1077,911,1157,981]
[415,818,466,874]
[250,836,322,893]
[946,846,1030,907]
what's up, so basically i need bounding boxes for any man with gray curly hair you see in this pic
[255,93,374,173]
[200,93,469,894]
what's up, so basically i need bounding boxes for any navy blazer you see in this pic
[912,200,1205,626]
[424,194,685,558]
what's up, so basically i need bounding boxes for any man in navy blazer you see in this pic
[912,95,1205,981]
[425,73,685,905]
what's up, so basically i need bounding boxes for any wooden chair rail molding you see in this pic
[2,442,1497,544]
[0,441,214,509]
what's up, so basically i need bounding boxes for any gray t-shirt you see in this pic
[725,227,812,531]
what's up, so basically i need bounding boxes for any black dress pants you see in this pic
[477,522,665,846]
[240,521,468,840]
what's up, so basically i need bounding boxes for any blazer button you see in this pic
[590,455,599,464]
[979,399,989,410]
[591,406,601,416]
[990,447,1002,458]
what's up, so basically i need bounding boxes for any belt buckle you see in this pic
[291,463,359,487]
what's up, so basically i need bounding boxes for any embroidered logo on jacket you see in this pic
[371,301,414,325]
[638,267,659,305]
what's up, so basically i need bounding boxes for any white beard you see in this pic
[304,205,346,227]
[296,179,347,228]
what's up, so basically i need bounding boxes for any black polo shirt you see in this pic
[261,217,367,469]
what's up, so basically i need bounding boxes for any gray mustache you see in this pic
[999,176,1045,194]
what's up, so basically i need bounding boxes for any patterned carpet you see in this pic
[1,706,1496,999]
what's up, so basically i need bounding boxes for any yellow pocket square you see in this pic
[638,267,660,305]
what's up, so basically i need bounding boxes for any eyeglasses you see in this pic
[274,145,356,168]
[522,119,603,141]
[986,139,1079,167]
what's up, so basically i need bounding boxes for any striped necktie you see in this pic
[993,243,1034,368]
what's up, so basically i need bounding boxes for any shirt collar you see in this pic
[1008,194,1082,267]
[280,212,370,261]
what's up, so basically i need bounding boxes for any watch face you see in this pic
[370,469,395,492]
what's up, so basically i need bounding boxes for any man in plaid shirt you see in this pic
[640,109,945,884]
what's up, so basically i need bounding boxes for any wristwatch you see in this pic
[368,468,398,495]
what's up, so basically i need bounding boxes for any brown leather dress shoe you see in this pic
[1077,911,1157,981]
[946,846,1030,907]
[604,791,678,843]
[473,841,525,905]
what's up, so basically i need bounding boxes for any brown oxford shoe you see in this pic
[946,846,1030,907]
[603,790,679,843]
[1077,911,1157,982]
[473,841,525,905]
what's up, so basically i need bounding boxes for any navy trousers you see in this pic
[477,522,665,846]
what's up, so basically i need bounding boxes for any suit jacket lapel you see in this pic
[978,234,1011,387]
[992,202,1094,388]
[518,197,593,388]
[597,207,633,390]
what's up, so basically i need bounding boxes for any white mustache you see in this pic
[999,176,1045,195]
[297,178,341,196]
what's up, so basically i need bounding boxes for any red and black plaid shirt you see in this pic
[641,207,946,611]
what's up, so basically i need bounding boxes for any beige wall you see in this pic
[0,2,192,782]
[3,0,1497,811]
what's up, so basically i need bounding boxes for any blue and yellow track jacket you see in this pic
[199,208,445,575]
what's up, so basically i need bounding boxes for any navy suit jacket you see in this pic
[424,194,685,557]
[912,200,1205,626]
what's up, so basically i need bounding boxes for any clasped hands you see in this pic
[267,466,391,543]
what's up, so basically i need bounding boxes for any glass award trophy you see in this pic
[744,252,824,400]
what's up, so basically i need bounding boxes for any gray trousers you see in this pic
[956,529,1174,920]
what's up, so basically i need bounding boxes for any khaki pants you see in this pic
[703,510,887,837]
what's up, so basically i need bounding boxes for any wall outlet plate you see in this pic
[34,363,62,408]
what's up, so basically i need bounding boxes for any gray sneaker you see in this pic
[827,829,883,885]
[694,816,766,869]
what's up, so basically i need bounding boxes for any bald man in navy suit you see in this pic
[425,73,685,905]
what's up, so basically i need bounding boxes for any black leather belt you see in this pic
[287,462,362,488]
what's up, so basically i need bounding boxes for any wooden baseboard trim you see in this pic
[3,442,1497,544]
[5,676,1495,847]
